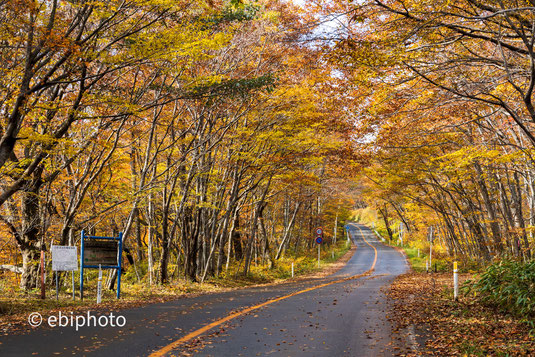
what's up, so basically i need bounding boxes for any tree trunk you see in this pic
[231,215,243,261]
[19,169,44,290]
[378,204,394,242]
[473,162,502,254]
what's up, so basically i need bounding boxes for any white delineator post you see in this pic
[291,262,294,278]
[97,264,102,304]
[428,226,433,271]
[333,212,338,245]
[429,242,433,272]
[453,261,459,301]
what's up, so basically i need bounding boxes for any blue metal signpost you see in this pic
[80,230,123,300]
[315,228,323,268]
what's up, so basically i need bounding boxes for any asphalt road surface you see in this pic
[0,223,408,356]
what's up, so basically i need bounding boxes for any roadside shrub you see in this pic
[463,260,535,328]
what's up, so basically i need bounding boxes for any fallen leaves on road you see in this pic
[388,272,535,356]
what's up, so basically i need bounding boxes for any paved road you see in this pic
[0,223,408,356]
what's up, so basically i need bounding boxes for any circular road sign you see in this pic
[315,237,323,244]
[315,228,323,236]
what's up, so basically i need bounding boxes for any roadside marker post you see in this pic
[453,261,459,301]
[97,264,102,304]
[429,244,433,271]
[428,226,434,273]
[291,262,294,278]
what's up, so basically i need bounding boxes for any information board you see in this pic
[80,230,123,300]
[51,245,78,271]
[83,240,118,266]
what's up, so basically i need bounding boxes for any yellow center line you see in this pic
[150,224,378,357]
[354,224,378,270]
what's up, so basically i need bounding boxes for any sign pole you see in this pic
[80,230,85,300]
[55,271,59,301]
[117,232,123,299]
[315,227,323,268]
[72,271,75,301]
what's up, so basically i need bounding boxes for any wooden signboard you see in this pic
[83,240,118,266]
[80,231,123,300]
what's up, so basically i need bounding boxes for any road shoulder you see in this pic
[387,272,535,356]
